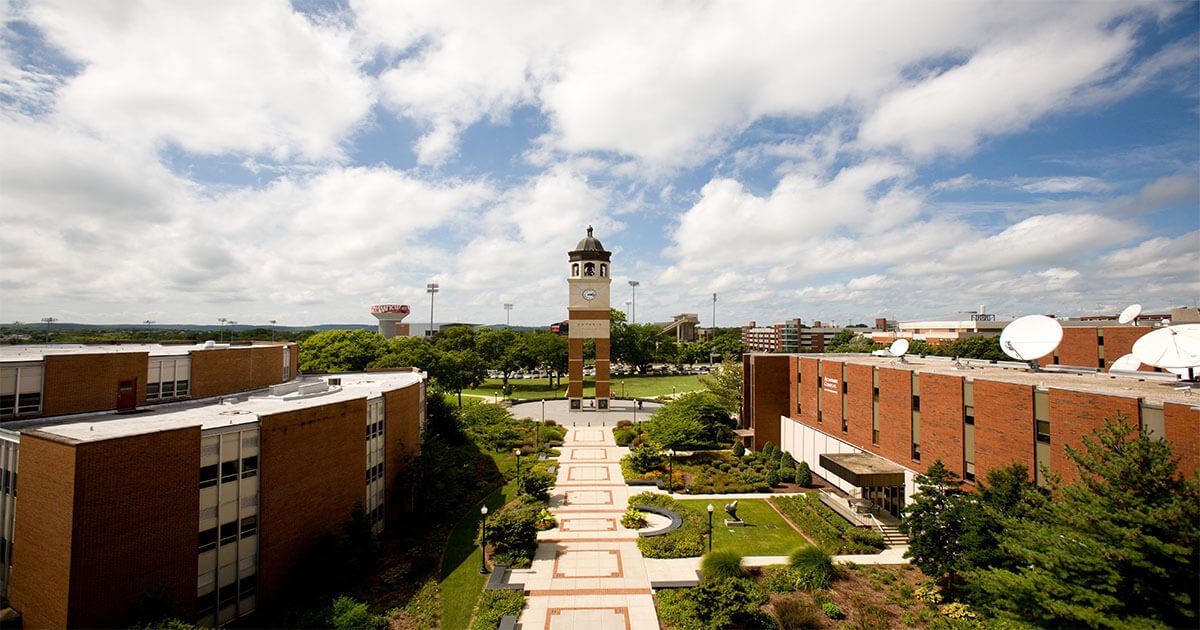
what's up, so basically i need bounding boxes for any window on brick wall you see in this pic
[199,527,218,552]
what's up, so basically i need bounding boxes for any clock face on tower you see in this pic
[582,288,597,301]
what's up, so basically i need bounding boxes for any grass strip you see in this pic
[439,481,519,630]
[675,499,809,555]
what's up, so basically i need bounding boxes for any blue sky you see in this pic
[0,1,1196,328]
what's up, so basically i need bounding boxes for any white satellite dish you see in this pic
[1118,303,1142,325]
[889,338,909,356]
[1132,324,1200,369]
[999,315,1063,362]
[1109,354,1141,371]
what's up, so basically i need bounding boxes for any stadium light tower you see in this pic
[628,280,639,324]
[426,283,440,337]
[504,303,513,328]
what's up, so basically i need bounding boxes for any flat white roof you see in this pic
[0,342,291,363]
[13,371,423,443]
[766,353,1198,408]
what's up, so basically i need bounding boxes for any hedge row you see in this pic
[769,494,884,554]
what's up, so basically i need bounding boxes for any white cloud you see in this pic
[859,25,1134,158]
[28,0,374,161]
[1099,231,1200,278]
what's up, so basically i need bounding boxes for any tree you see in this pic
[429,349,486,407]
[947,335,1007,361]
[699,357,742,417]
[433,324,477,352]
[899,460,977,588]
[795,461,812,486]
[522,331,567,389]
[966,419,1200,628]
[614,323,670,373]
[369,336,440,371]
[298,329,387,372]
[828,329,858,347]
[642,392,733,449]
[476,328,529,395]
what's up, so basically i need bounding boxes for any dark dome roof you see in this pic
[569,225,611,261]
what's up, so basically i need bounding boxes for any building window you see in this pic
[600,264,608,277]
[240,515,256,539]
[219,521,238,546]
[571,263,579,277]
[200,464,218,489]
[241,456,257,479]
[911,395,920,411]
[199,527,218,552]
[584,262,595,276]
[1036,420,1050,443]
[0,364,44,418]
[147,357,191,400]
[197,590,217,616]
[911,443,921,461]
[964,461,976,482]
[221,461,238,484]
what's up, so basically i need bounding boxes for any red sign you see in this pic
[371,304,410,314]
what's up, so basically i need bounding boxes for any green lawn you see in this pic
[673,499,809,556]
[439,479,519,630]
[462,374,704,400]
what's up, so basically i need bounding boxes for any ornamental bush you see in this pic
[621,507,648,529]
[483,501,539,567]
[614,429,636,446]
[700,550,747,581]
[732,441,746,457]
[788,545,834,589]
[795,461,813,487]
[627,444,663,473]
[518,470,555,501]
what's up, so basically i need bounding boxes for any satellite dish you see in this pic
[1118,303,1142,325]
[1132,324,1200,369]
[889,339,909,356]
[1109,354,1141,371]
[999,315,1063,362]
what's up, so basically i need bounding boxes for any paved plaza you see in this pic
[499,399,909,629]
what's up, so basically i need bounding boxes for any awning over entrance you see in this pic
[819,452,905,487]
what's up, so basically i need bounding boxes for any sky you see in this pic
[0,1,1197,329]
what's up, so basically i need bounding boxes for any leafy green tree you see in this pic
[522,331,568,388]
[328,595,386,630]
[899,460,977,588]
[947,335,1007,361]
[627,444,663,473]
[642,392,733,449]
[828,329,858,347]
[369,335,439,371]
[476,328,530,394]
[966,419,1200,629]
[298,329,387,372]
[433,324,477,352]
[709,328,746,361]
[430,349,487,407]
[795,461,812,486]
[699,357,742,417]
[614,323,671,373]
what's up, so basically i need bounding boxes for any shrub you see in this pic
[616,419,633,428]
[778,460,795,484]
[732,441,746,457]
[763,442,777,457]
[772,594,824,628]
[821,601,844,620]
[700,550,747,581]
[788,546,834,589]
[719,462,732,473]
[769,495,884,554]
[627,444,663,473]
[780,451,796,468]
[628,491,674,508]
[614,429,636,446]
[328,596,387,630]
[469,591,525,630]
[939,602,977,620]
[484,501,539,566]
[795,461,813,486]
[691,578,770,628]
[755,482,772,493]
[914,579,943,605]
[518,470,555,501]
[765,469,781,487]
[621,507,648,529]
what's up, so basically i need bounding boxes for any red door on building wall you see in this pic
[117,379,137,412]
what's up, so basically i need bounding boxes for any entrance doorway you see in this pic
[861,485,904,519]
[117,379,137,412]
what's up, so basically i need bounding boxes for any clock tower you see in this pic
[567,226,612,409]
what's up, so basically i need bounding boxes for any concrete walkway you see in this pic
[509,425,661,629]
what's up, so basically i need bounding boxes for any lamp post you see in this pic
[479,505,489,574]
[514,448,522,490]
[504,303,513,328]
[667,448,674,494]
[712,293,717,332]
[621,381,625,398]
[218,317,227,342]
[426,282,439,337]
[672,385,676,398]
[628,280,639,324]
[41,317,57,343]
[269,319,277,341]
[538,400,545,450]
[707,503,714,552]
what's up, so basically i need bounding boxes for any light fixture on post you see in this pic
[712,292,717,333]
[667,448,675,494]
[628,280,639,324]
[41,317,57,343]
[514,448,523,490]
[504,303,513,328]
[269,319,277,341]
[707,503,714,552]
[479,505,489,574]
[218,317,227,342]
[426,283,440,337]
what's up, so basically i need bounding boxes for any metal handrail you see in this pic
[866,512,887,536]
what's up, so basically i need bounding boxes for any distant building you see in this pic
[0,344,425,628]
[742,319,871,353]
[658,313,699,343]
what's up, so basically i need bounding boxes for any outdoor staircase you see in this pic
[877,523,908,547]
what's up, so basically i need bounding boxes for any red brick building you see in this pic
[0,369,424,628]
[742,353,1198,518]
